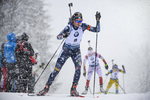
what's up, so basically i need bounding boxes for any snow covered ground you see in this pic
[0,92,150,100]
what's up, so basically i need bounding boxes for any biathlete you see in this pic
[105,64,126,94]
[38,11,101,96]
[82,46,108,95]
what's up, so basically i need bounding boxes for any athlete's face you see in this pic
[74,18,82,27]
[113,68,118,72]
[88,50,94,56]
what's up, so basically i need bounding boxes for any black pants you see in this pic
[5,63,18,92]
[47,45,82,86]
[17,64,34,93]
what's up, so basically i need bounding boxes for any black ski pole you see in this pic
[112,59,114,67]
[93,12,100,96]
[93,32,98,96]
[88,40,91,47]
[68,3,73,17]
[122,65,125,92]
[68,3,73,24]
[32,39,65,88]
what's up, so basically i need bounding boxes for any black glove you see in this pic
[105,73,109,76]
[95,11,101,21]
[68,18,71,24]
[63,32,70,38]
[83,71,86,77]
[105,64,108,70]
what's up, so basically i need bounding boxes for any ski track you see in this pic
[0,92,150,100]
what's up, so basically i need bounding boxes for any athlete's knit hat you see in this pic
[113,64,118,69]
[73,12,82,20]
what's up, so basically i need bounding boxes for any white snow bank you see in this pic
[0,92,150,100]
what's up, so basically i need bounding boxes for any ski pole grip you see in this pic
[122,65,125,70]
[68,3,73,7]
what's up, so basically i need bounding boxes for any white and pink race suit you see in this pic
[83,52,104,80]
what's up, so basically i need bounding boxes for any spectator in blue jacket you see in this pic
[4,32,17,92]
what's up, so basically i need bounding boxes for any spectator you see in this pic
[15,33,34,93]
[4,33,17,92]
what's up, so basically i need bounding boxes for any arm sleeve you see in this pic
[57,25,70,40]
[82,21,100,32]
[83,55,88,71]
[24,42,34,56]
[96,52,107,65]
[119,69,126,74]
[96,52,102,59]
[107,70,112,74]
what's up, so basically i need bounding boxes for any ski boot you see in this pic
[70,82,79,96]
[100,85,105,93]
[28,77,35,94]
[116,90,119,94]
[105,90,108,94]
[37,85,49,96]
[82,86,88,95]
[28,89,34,94]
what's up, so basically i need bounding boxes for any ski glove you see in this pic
[105,74,108,76]
[83,71,86,77]
[122,65,126,73]
[122,65,125,70]
[68,18,71,24]
[95,11,101,21]
[63,32,70,38]
[105,64,108,70]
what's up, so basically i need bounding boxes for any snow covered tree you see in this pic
[0,0,59,93]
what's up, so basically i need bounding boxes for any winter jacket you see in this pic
[15,33,34,66]
[4,33,16,63]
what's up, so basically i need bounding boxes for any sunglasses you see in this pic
[75,20,82,23]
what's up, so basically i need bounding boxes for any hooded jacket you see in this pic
[4,33,16,63]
